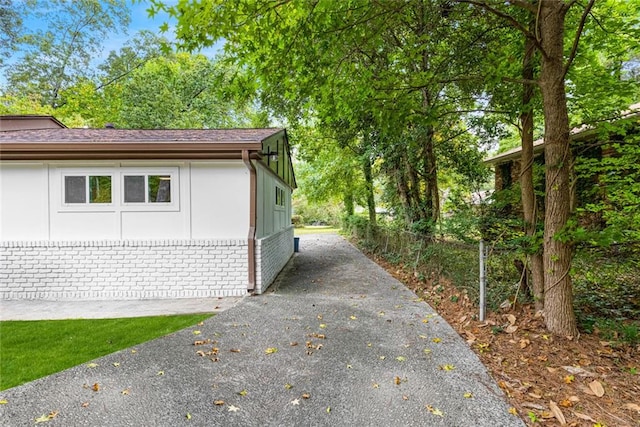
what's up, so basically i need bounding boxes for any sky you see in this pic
[2,0,223,81]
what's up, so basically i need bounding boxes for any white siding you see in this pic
[255,162,292,239]
[0,163,49,241]
[190,161,249,239]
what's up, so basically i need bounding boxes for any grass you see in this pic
[294,226,339,235]
[0,314,212,390]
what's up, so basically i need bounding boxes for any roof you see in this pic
[0,115,67,130]
[0,128,286,160]
[484,102,640,165]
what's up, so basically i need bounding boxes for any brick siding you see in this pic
[0,240,249,300]
[255,227,294,294]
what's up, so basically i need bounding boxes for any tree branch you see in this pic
[454,0,546,56]
[563,0,596,80]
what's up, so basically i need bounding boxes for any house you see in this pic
[484,103,640,216]
[0,123,297,301]
[0,115,67,131]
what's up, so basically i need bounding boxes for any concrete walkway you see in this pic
[0,233,523,426]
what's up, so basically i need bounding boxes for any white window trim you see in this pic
[56,166,179,213]
[58,168,116,212]
[120,167,179,212]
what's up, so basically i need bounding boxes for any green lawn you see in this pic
[294,226,340,235]
[0,314,211,390]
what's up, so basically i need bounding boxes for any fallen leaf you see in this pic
[131,349,137,354]
[394,376,401,385]
[506,314,516,325]
[402,395,409,400]
[423,348,431,354]
[573,412,596,422]
[113,362,120,367]
[0,399,7,404]
[265,347,278,354]
[463,392,473,398]
[396,356,406,362]
[326,406,331,413]
[197,321,204,326]
[213,400,225,406]
[238,389,247,396]
[121,388,130,395]
[419,334,428,339]
[192,330,201,335]
[508,407,518,416]
[440,364,455,371]
[302,393,310,399]
[378,311,385,316]
[350,315,357,320]
[35,414,52,424]
[81,402,89,408]
[186,413,191,420]
[562,366,595,377]
[92,383,100,392]
[546,367,558,373]
[432,338,441,343]
[426,405,444,417]
[291,399,300,405]
[227,405,240,412]
[505,325,518,334]
[563,375,574,384]
[157,371,165,376]
[319,324,326,329]
[624,403,640,412]
[559,399,573,408]
[549,400,566,425]
[588,380,605,397]
[519,338,530,349]
[372,383,379,388]
[87,363,98,368]
[230,348,241,353]
[284,383,293,390]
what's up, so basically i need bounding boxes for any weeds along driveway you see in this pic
[0,233,523,427]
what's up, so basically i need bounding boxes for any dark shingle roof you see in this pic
[0,128,287,161]
[0,128,284,143]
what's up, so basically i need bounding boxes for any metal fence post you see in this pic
[479,239,486,321]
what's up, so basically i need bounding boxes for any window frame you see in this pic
[120,167,179,211]
[60,170,115,211]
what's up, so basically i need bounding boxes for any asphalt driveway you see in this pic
[0,233,523,426]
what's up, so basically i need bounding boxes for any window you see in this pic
[124,175,171,203]
[64,175,112,204]
[275,186,285,207]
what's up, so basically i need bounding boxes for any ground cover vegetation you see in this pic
[0,314,212,390]
[2,0,639,423]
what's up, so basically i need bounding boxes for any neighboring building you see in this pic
[484,104,640,215]
[0,125,296,300]
[0,115,67,131]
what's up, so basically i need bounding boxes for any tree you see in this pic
[5,0,130,108]
[457,0,639,336]
[0,0,22,67]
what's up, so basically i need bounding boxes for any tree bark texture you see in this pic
[538,1,578,337]
[362,155,377,227]
[520,24,545,311]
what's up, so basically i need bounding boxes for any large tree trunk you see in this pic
[520,26,545,312]
[538,1,578,337]
[362,154,377,227]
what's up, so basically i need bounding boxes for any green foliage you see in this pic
[5,0,130,107]
[0,314,212,390]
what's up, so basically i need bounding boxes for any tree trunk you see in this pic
[538,1,578,337]
[343,190,354,217]
[362,154,377,227]
[423,124,440,226]
[520,25,545,311]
